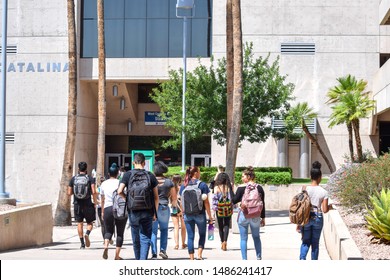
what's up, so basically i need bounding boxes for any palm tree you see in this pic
[54,0,77,226]
[225,0,243,185]
[96,0,106,186]
[286,102,334,173]
[226,0,233,152]
[327,75,375,163]
[327,75,366,162]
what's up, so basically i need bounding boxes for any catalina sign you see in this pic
[0,62,69,72]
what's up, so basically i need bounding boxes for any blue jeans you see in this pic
[237,211,262,260]
[184,213,207,254]
[151,204,170,254]
[129,210,153,260]
[299,213,324,260]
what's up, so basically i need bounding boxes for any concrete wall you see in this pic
[323,209,363,260]
[0,203,53,251]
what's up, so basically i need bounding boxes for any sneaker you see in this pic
[84,234,90,248]
[103,248,108,260]
[151,254,157,260]
[80,244,85,249]
[159,250,168,259]
[257,256,262,260]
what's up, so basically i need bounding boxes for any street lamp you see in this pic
[0,0,9,199]
[176,0,195,171]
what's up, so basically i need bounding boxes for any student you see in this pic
[170,174,187,250]
[118,153,159,260]
[232,166,266,260]
[67,161,97,249]
[101,165,127,260]
[212,172,234,251]
[150,161,177,259]
[299,161,331,260]
[180,166,213,260]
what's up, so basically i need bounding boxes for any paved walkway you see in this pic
[0,210,329,260]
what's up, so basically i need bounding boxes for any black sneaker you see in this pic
[159,251,168,259]
[151,254,157,260]
[80,244,86,249]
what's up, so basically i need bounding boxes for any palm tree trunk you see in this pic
[96,0,106,186]
[54,0,77,226]
[226,0,243,185]
[302,124,334,173]
[352,119,363,163]
[226,0,233,156]
[346,122,354,162]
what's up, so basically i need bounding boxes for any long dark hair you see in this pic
[184,166,199,186]
[215,172,232,195]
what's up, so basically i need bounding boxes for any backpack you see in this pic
[241,183,263,219]
[112,189,128,220]
[289,186,311,226]
[126,170,152,211]
[217,189,233,218]
[182,181,203,215]
[73,174,90,200]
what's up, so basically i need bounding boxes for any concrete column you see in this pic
[277,138,288,167]
[299,135,310,178]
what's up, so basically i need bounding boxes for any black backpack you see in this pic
[126,170,152,211]
[73,174,90,200]
[112,189,128,220]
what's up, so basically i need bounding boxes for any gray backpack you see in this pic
[182,181,203,215]
[73,174,90,200]
[112,189,128,220]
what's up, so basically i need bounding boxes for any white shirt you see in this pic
[305,185,328,213]
[100,178,120,208]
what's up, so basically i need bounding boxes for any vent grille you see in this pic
[0,45,17,54]
[281,43,315,55]
[272,118,317,134]
[1,133,15,144]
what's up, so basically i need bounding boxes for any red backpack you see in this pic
[241,183,263,218]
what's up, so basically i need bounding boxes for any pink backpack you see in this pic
[241,183,263,218]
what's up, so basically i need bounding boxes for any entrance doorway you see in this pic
[379,122,390,155]
[105,153,132,175]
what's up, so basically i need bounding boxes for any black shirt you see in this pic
[233,184,266,219]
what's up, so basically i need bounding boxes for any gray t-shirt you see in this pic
[156,177,174,205]
[305,185,328,213]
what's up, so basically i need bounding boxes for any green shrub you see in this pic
[365,188,390,243]
[335,153,390,211]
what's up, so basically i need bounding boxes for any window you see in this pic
[380,54,390,67]
[81,0,212,58]
[138,83,159,103]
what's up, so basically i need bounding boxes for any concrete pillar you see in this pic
[299,135,310,178]
[277,138,288,167]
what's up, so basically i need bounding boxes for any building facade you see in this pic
[1,0,390,209]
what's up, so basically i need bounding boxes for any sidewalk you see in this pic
[0,210,329,260]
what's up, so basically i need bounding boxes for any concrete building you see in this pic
[1,0,389,209]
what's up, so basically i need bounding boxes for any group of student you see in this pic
[68,152,329,260]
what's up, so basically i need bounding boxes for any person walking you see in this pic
[67,161,97,249]
[299,161,331,260]
[171,174,187,250]
[232,166,266,260]
[101,165,127,260]
[118,153,159,260]
[212,172,234,251]
[180,166,213,260]
[150,161,177,259]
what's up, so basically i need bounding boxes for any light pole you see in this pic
[176,0,195,171]
[0,0,9,199]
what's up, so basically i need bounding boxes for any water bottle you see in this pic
[208,223,214,241]
[172,206,178,215]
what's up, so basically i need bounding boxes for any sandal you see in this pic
[174,245,179,250]
[182,244,188,249]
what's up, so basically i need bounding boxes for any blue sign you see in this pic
[144,111,166,126]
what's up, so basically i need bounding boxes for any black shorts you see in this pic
[74,203,96,224]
